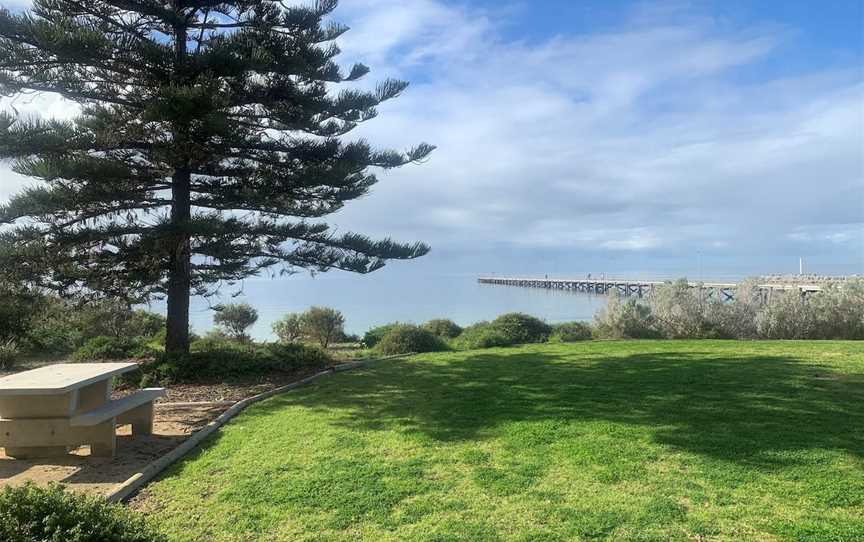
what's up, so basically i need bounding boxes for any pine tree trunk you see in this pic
[166,8,190,355]
[165,167,192,354]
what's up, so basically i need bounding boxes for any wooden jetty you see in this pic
[477,276,823,301]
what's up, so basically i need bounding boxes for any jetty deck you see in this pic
[478,276,823,300]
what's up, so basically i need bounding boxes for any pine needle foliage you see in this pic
[0,0,434,352]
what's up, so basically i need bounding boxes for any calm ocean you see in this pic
[180,271,610,340]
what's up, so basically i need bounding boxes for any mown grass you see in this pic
[143,340,864,541]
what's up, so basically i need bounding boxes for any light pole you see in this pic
[697,250,703,283]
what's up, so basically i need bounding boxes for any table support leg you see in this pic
[89,418,116,457]
[119,402,155,436]
[132,402,154,436]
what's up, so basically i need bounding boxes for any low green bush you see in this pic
[136,341,330,385]
[423,318,463,338]
[0,339,19,370]
[263,342,331,371]
[190,333,244,354]
[0,482,165,542]
[452,313,554,350]
[72,336,155,361]
[490,313,552,344]
[548,321,593,342]
[375,324,447,355]
[362,323,401,348]
[452,322,512,349]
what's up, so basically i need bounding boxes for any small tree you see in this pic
[213,303,258,342]
[273,313,303,344]
[300,306,344,348]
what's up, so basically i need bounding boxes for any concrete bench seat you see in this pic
[71,388,165,427]
[0,363,158,459]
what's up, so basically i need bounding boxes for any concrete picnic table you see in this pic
[0,363,164,459]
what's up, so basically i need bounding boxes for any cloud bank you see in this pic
[1,0,861,274]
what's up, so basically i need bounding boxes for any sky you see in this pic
[0,0,863,333]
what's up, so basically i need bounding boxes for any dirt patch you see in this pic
[150,369,320,403]
[0,402,226,497]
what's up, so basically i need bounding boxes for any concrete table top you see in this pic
[0,363,138,396]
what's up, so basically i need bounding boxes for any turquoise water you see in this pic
[180,271,609,340]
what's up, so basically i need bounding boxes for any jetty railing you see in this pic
[477,276,824,301]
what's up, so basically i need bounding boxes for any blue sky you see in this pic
[0,0,862,335]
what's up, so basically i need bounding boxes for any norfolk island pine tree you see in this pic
[0,0,433,354]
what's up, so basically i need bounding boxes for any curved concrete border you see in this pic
[106,354,413,503]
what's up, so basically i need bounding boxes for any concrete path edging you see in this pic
[106,353,413,503]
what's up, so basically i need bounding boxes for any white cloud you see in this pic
[324,0,863,258]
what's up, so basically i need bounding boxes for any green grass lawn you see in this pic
[143,341,864,541]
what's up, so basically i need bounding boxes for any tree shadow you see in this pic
[253,348,864,468]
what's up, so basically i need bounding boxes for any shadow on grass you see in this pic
[252,348,864,467]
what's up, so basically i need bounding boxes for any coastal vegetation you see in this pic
[374,324,447,355]
[594,277,864,340]
[141,340,864,541]
[0,277,860,372]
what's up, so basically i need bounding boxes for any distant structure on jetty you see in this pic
[477,276,832,301]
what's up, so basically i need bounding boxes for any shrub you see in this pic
[139,340,330,384]
[126,309,167,339]
[362,323,401,348]
[808,279,864,339]
[756,291,818,340]
[452,322,512,349]
[490,313,552,344]
[264,342,331,370]
[300,306,345,348]
[213,303,259,341]
[548,322,593,342]
[0,483,165,542]
[0,339,20,370]
[706,278,762,339]
[190,332,241,353]
[72,336,154,361]
[650,280,704,339]
[24,298,166,355]
[25,302,85,355]
[423,318,463,338]
[593,295,662,339]
[0,282,40,343]
[79,301,165,341]
[375,324,447,355]
[273,313,303,343]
